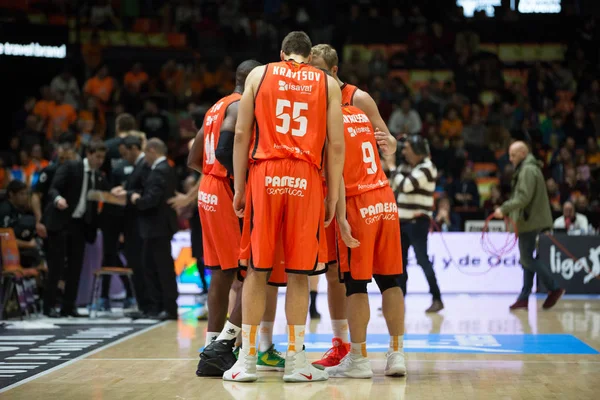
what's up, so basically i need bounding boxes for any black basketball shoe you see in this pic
[196,338,237,377]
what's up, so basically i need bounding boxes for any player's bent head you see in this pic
[123,135,143,151]
[236,60,262,88]
[311,44,338,75]
[116,113,136,133]
[281,31,312,60]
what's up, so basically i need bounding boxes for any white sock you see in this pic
[258,321,274,352]
[205,331,219,348]
[242,324,258,356]
[331,319,349,344]
[217,321,242,342]
[351,342,367,357]
[389,335,404,353]
[287,324,305,356]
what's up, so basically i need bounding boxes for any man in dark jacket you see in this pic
[44,140,107,317]
[494,141,564,310]
[128,138,178,319]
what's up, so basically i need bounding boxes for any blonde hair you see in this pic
[126,130,147,149]
[311,44,339,69]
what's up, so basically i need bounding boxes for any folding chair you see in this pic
[89,267,138,319]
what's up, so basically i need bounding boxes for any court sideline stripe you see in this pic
[0,321,169,394]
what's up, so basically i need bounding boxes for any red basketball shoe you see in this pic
[312,338,350,370]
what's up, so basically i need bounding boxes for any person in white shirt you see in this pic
[553,201,589,234]
[388,98,423,136]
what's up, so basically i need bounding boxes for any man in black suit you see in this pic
[43,140,107,317]
[128,138,178,319]
[112,134,150,313]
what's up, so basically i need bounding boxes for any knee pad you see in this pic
[374,274,401,294]
[343,272,368,296]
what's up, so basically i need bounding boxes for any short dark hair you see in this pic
[123,135,142,150]
[281,31,312,58]
[236,60,262,88]
[116,113,136,133]
[86,139,107,154]
[6,180,27,196]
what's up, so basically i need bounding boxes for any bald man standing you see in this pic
[494,141,564,310]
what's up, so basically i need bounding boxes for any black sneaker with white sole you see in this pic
[196,338,237,377]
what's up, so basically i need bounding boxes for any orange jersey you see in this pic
[342,105,389,197]
[202,93,241,178]
[252,61,328,169]
[341,83,358,106]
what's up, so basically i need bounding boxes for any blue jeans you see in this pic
[517,230,560,301]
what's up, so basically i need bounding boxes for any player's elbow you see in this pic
[187,153,201,172]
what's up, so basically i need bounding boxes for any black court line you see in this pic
[0,321,164,391]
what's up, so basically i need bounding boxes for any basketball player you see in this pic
[326,104,406,378]
[309,43,398,369]
[223,31,345,382]
[187,60,274,377]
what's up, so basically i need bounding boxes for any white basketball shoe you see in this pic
[325,353,373,379]
[283,349,328,382]
[223,347,258,382]
[384,351,407,376]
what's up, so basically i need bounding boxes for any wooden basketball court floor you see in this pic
[1,293,600,399]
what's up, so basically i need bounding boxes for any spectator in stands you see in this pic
[0,180,41,267]
[559,166,588,203]
[124,63,149,95]
[84,65,115,115]
[433,196,461,232]
[50,66,81,110]
[17,115,44,151]
[416,85,441,120]
[389,98,422,136]
[566,105,595,148]
[368,49,389,78]
[0,158,10,190]
[546,178,562,212]
[12,97,36,135]
[578,78,600,110]
[33,86,55,134]
[540,111,566,148]
[47,92,77,142]
[462,108,487,156]
[138,99,171,142]
[587,136,600,166]
[576,153,591,182]
[553,201,589,234]
[440,106,463,140]
[447,165,480,208]
[78,97,106,142]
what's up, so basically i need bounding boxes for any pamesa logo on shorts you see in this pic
[265,176,307,197]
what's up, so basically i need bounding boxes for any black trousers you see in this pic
[124,213,146,311]
[399,217,442,301]
[142,236,178,315]
[100,213,132,299]
[44,219,86,313]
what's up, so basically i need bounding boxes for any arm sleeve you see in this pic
[48,163,69,204]
[395,164,437,194]
[135,171,165,211]
[214,130,235,175]
[500,166,536,214]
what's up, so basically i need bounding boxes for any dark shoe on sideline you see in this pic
[310,308,321,319]
[156,311,178,321]
[426,300,444,313]
[509,299,529,310]
[543,288,565,309]
[44,309,61,318]
[60,309,87,318]
[196,338,237,377]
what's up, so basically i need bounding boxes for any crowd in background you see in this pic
[2,1,600,240]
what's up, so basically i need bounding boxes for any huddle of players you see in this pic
[191,32,406,383]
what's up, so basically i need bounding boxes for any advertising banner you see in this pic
[538,234,600,294]
[172,231,527,294]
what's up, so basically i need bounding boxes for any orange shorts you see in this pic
[239,178,287,286]
[198,174,240,271]
[338,187,403,281]
[247,159,323,274]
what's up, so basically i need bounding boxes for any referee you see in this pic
[391,135,443,313]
